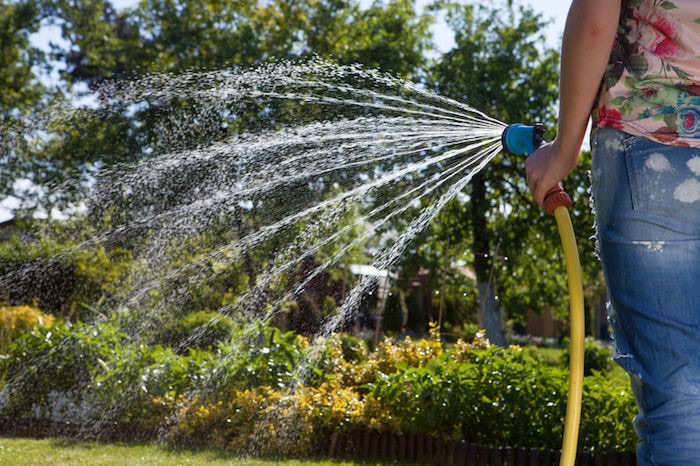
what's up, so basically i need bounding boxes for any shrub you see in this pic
[579,373,638,451]
[368,344,567,446]
[165,327,637,454]
[88,343,212,427]
[561,337,613,376]
[366,325,444,376]
[168,387,288,453]
[1,315,637,454]
[153,310,236,353]
[0,235,132,320]
[0,318,212,431]
[169,381,388,457]
[307,334,374,387]
[199,322,308,392]
[0,321,125,421]
[366,334,635,451]
[0,305,56,353]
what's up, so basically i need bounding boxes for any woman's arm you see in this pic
[526,0,621,206]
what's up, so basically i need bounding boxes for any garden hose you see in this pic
[546,184,584,466]
[502,124,585,466]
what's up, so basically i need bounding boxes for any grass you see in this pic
[0,437,400,466]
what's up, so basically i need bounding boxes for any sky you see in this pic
[523,0,569,46]
[1,1,571,222]
[425,0,569,51]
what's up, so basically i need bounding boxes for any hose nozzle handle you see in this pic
[501,122,546,155]
[502,122,573,214]
[543,182,572,215]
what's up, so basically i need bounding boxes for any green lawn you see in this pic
[0,437,397,466]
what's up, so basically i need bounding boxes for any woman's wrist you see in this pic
[551,136,582,171]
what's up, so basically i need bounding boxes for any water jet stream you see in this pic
[1,58,528,450]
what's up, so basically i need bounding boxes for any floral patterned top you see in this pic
[594,0,700,146]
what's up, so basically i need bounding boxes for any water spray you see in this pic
[502,123,585,466]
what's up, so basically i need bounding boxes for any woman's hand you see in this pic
[525,138,579,206]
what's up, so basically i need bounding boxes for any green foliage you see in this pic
[0,318,214,428]
[369,345,567,446]
[579,373,638,451]
[88,343,212,426]
[0,0,47,197]
[166,328,637,454]
[0,0,44,114]
[153,310,236,353]
[0,315,637,453]
[0,227,132,318]
[561,337,614,376]
[0,305,56,354]
[206,323,307,392]
[0,321,126,419]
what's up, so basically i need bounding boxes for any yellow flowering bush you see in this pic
[447,329,493,364]
[171,386,316,456]
[166,331,460,456]
[295,381,364,431]
[0,305,56,353]
[169,379,403,457]
[314,333,372,386]
[139,394,184,431]
[366,327,444,375]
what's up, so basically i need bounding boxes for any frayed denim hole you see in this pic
[607,301,636,370]
[588,169,602,261]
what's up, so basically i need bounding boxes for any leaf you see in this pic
[609,96,627,106]
[626,53,649,77]
[97,357,110,372]
[671,64,693,80]
[660,1,678,10]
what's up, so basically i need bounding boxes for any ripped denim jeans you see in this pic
[590,128,700,465]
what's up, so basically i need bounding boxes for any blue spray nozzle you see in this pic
[501,123,546,155]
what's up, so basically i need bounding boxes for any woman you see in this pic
[526,0,700,464]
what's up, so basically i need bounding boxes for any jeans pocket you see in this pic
[624,137,700,214]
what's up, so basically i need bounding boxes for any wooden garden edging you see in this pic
[328,431,636,466]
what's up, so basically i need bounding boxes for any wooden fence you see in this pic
[328,432,637,466]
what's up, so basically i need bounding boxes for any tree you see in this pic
[1,0,434,214]
[0,0,438,329]
[0,0,48,203]
[0,0,45,115]
[427,0,598,345]
[1,0,602,344]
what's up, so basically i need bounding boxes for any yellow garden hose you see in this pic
[545,186,585,466]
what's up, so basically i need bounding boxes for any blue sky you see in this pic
[426,0,569,51]
[524,0,569,45]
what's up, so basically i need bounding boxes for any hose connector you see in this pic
[543,182,572,216]
[501,123,546,155]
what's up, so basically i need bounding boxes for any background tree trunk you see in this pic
[471,172,506,346]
